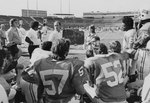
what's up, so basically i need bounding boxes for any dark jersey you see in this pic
[84,52,129,102]
[22,57,88,103]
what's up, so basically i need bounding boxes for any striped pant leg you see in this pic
[20,78,38,103]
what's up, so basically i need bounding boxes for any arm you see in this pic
[127,80,144,89]
[25,31,33,45]
[25,37,33,45]
[0,30,2,38]
[84,60,96,86]
[7,30,13,43]
[128,36,135,49]
[72,65,89,95]
[22,65,39,84]
[22,61,44,101]
[0,30,6,39]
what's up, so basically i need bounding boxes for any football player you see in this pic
[122,17,136,50]
[90,36,100,52]
[2,42,22,74]
[127,5,150,103]
[22,38,88,103]
[0,48,14,103]
[16,41,52,103]
[30,41,52,66]
[85,49,94,59]
[133,4,150,49]
[83,25,98,50]
[84,41,133,103]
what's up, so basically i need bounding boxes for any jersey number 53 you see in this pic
[101,60,124,87]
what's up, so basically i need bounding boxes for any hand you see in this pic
[12,84,20,90]
[127,82,137,89]
[127,81,142,89]
[122,69,127,78]
[129,37,134,44]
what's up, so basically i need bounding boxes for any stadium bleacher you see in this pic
[33,17,43,24]
[21,17,34,24]
[9,16,31,30]
[93,19,103,24]
[84,18,94,24]
[64,18,74,23]
[21,17,35,30]
[74,18,84,23]
[53,17,64,23]
[43,17,55,28]
[0,15,11,30]
[0,14,125,31]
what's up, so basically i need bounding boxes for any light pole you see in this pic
[27,0,29,17]
[60,0,62,14]
[69,0,70,14]
[36,0,38,17]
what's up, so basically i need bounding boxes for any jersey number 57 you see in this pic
[40,69,69,95]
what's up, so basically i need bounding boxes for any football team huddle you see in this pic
[1,4,150,103]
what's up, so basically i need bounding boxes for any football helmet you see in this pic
[139,5,150,20]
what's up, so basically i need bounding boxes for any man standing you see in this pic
[25,21,41,58]
[48,21,62,42]
[41,19,48,42]
[18,20,26,47]
[83,25,97,50]
[7,19,22,45]
[0,24,6,46]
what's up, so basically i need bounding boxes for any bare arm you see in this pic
[7,30,13,43]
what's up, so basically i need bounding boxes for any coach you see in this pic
[7,19,22,45]
[48,21,62,42]
[25,21,41,58]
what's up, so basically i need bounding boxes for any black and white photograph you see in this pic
[0,0,150,103]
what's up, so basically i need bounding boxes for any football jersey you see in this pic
[135,49,150,80]
[22,57,88,103]
[84,52,129,102]
[0,84,9,103]
[30,48,51,66]
[0,76,11,95]
[142,73,150,102]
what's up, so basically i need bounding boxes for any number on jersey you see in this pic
[78,66,84,76]
[40,69,69,95]
[101,60,124,87]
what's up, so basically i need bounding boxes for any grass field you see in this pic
[18,31,124,67]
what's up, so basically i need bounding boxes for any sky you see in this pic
[0,0,150,17]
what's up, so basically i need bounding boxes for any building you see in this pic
[53,13,75,18]
[22,9,47,17]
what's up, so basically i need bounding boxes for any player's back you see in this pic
[38,57,86,103]
[84,53,128,102]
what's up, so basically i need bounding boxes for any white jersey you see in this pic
[30,48,51,66]
[0,84,9,103]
